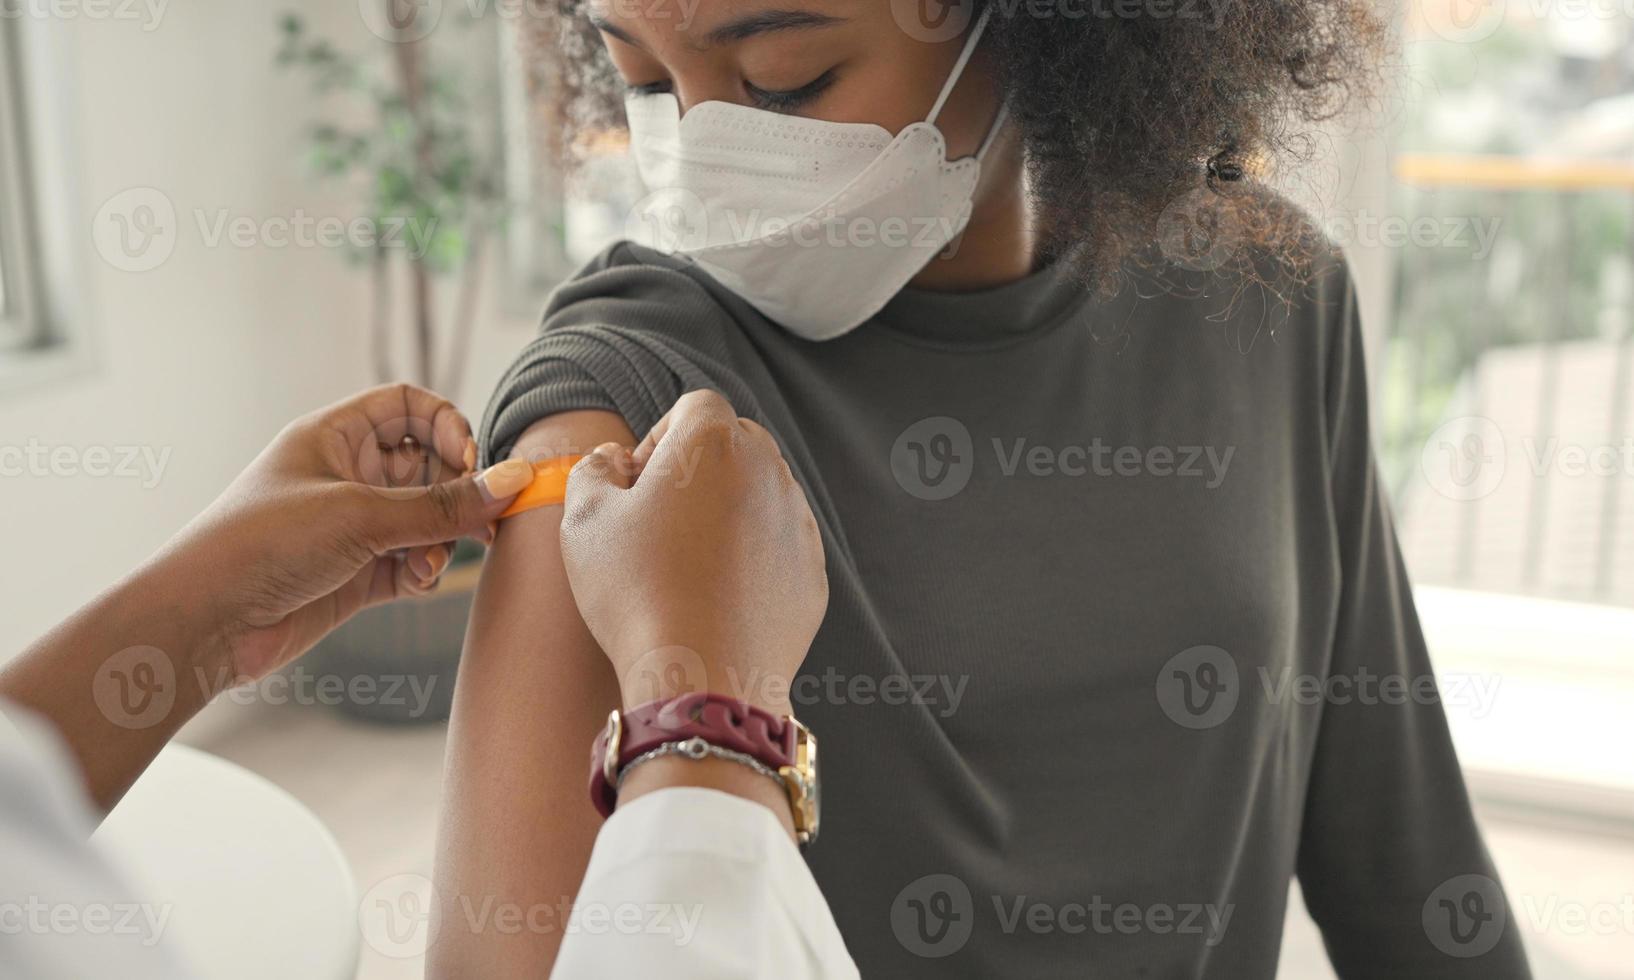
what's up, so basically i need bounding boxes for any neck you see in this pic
[908,128,1034,293]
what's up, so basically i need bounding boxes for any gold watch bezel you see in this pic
[777,717,820,846]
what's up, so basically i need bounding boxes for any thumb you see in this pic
[366,457,534,550]
[563,442,634,522]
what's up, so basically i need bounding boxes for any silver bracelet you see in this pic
[615,736,786,792]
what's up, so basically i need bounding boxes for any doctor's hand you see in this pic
[168,383,534,683]
[558,389,829,714]
[2,383,535,812]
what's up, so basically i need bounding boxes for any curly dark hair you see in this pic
[520,0,1386,292]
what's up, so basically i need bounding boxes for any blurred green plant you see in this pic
[275,9,506,400]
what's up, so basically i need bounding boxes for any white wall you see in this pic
[0,3,539,653]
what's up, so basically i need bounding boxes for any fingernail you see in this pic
[409,550,435,581]
[426,544,451,579]
[463,438,478,474]
[477,458,533,501]
[594,442,622,455]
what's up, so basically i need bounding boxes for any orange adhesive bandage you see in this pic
[498,455,584,519]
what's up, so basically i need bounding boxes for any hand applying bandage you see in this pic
[0,382,534,812]
[157,382,539,683]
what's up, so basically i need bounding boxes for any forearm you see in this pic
[0,543,229,813]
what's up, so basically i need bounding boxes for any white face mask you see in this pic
[623,7,1007,341]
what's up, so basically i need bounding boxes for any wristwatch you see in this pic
[589,691,821,846]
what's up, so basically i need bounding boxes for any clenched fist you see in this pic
[558,390,828,711]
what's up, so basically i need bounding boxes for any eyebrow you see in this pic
[704,9,844,44]
[590,8,844,49]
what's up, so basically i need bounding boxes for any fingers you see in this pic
[362,458,534,552]
[590,442,637,491]
[349,550,443,608]
[357,383,473,465]
[330,383,477,485]
[564,442,635,523]
[740,418,802,496]
[396,544,450,597]
[736,416,782,463]
[401,542,453,592]
[361,432,436,491]
[632,388,735,476]
[637,389,740,487]
[630,405,676,474]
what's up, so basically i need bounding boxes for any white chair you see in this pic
[94,744,359,980]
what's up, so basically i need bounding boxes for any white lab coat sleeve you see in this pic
[0,702,203,980]
[551,786,860,980]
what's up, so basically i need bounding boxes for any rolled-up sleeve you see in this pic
[478,244,762,467]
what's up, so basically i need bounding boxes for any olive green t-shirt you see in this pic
[479,241,1531,979]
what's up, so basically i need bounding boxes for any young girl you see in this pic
[431,2,1533,977]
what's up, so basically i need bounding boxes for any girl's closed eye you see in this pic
[744,69,836,114]
[624,72,838,114]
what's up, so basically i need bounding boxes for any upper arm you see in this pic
[429,409,635,979]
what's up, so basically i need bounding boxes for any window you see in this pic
[1384,3,1634,608]
[0,15,46,355]
[0,16,88,390]
[1377,0,1634,843]
[1274,12,1634,973]
[495,13,644,314]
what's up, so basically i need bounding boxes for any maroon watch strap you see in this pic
[590,692,798,816]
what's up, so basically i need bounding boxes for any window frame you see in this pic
[495,13,575,316]
[0,15,96,396]
[0,14,46,354]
